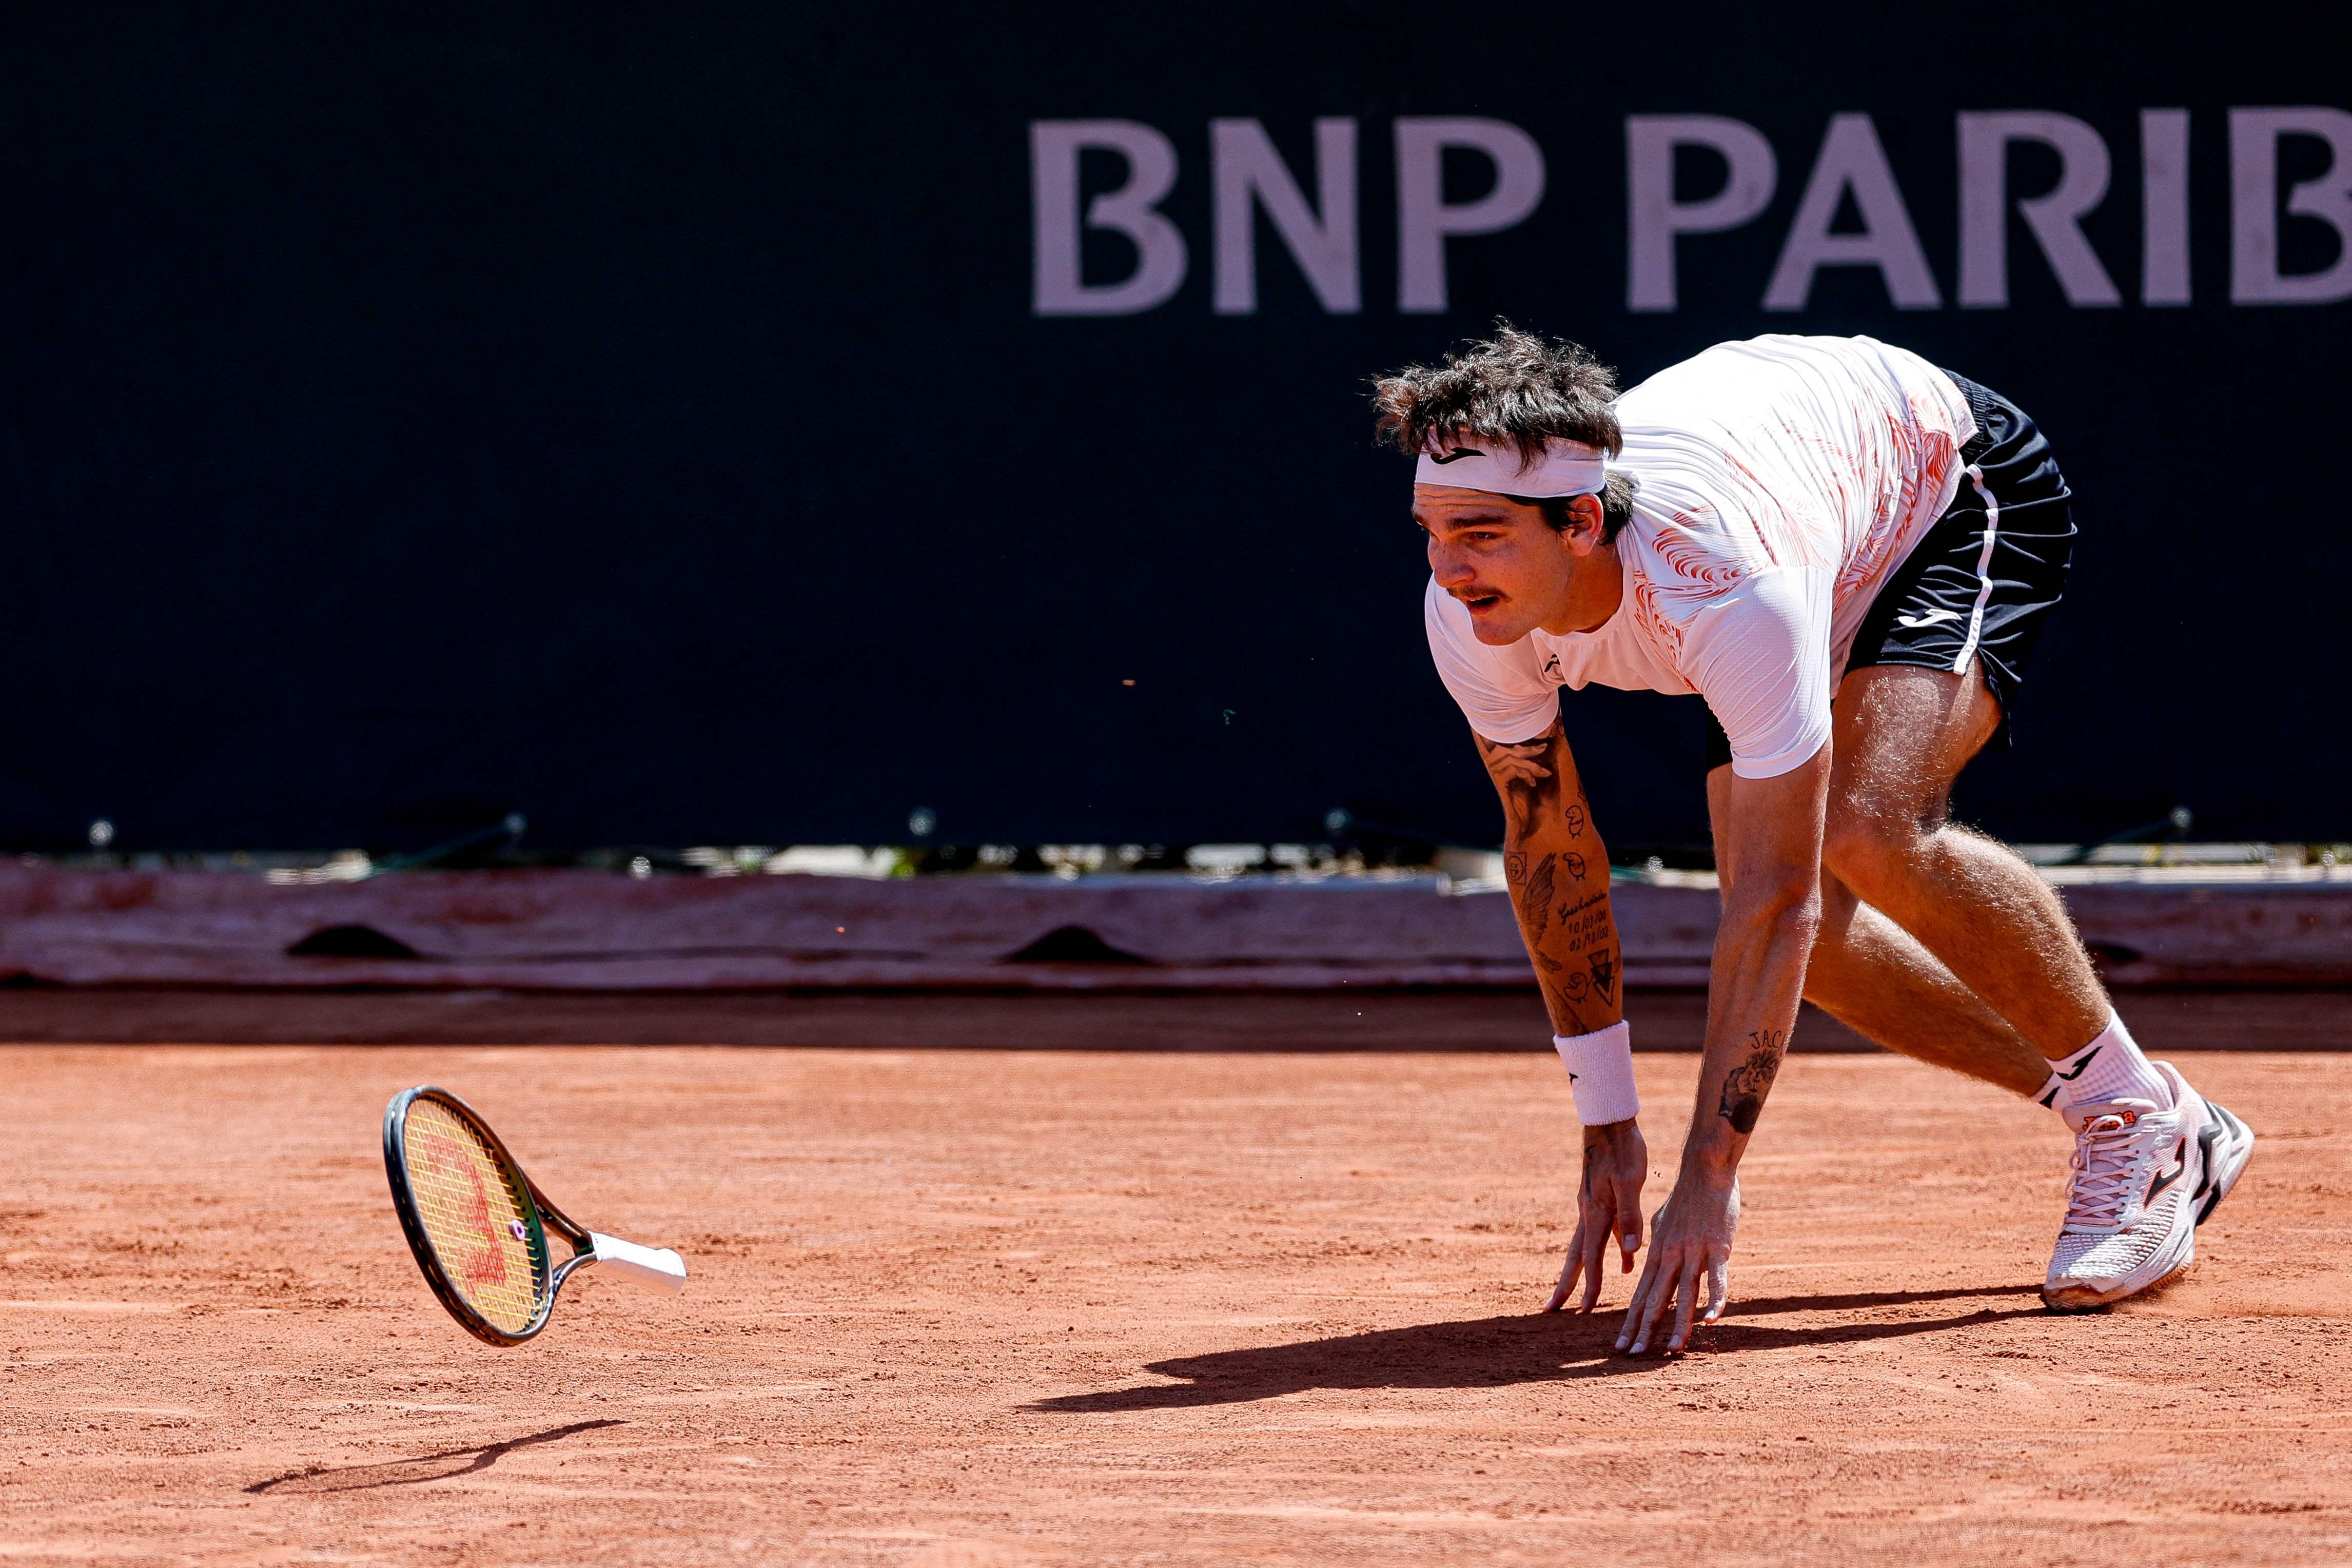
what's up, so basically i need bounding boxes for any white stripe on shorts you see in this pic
[1951,464,2001,675]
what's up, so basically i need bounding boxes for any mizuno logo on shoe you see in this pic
[2147,1139,2187,1202]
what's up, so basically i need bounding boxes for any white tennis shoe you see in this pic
[2042,1060,2251,1311]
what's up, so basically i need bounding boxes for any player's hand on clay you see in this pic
[1544,1117,1648,1313]
[1615,1169,1739,1354]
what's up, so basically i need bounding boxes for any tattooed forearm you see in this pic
[1555,889,1608,927]
[1587,951,1617,1005]
[1715,1031,1787,1135]
[1477,735,1560,840]
[1477,720,1622,1038]
[1525,854,1557,938]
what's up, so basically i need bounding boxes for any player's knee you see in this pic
[1810,870,1861,940]
[1820,808,1926,895]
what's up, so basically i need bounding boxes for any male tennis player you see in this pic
[1373,327,2255,1350]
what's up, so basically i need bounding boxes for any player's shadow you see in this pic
[244,1418,623,1495]
[1032,1285,2036,1413]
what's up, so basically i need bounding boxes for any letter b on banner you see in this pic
[2231,107,2352,305]
[1032,121,1189,315]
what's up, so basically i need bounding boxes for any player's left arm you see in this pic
[1616,741,1830,1354]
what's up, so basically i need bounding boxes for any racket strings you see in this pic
[402,1100,546,1332]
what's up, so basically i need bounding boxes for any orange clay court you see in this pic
[2,1034,2346,1566]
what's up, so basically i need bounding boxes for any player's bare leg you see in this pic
[1706,753,2055,1097]
[1795,660,2253,1306]
[1807,871,2050,1096]
[1814,661,2109,1061]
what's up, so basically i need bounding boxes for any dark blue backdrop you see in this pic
[4,4,2347,852]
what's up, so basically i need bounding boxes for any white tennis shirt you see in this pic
[1424,334,1976,777]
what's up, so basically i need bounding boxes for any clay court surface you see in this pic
[4,1032,2348,1565]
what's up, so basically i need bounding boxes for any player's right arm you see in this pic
[1473,718,1647,1314]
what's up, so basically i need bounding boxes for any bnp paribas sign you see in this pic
[1029,111,2352,316]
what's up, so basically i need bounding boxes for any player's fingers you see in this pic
[1615,1252,1662,1351]
[1667,1257,1701,1352]
[1703,1247,1730,1323]
[1625,1247,1677,1354]
[1577,1216,1610,1312]
[1618,1201,1676,1350]
[1614,1175,1643,1269]
[1542,1238,1582,1313]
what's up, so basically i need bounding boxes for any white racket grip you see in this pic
[590,1232,688,1295]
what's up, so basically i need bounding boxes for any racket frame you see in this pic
[382,1085,592,1347]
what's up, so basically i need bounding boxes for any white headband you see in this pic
[1413,436,1608,498]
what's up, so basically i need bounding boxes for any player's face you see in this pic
[1415,485,1604,644]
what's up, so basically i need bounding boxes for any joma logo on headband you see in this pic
[1428,448,1485,464]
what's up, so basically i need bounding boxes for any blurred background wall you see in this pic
[3,4,2345,854]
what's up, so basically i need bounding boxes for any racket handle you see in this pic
[590,1232,689,1295]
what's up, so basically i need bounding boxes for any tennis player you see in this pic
[1372,327,2255,1349]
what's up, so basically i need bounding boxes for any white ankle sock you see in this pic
[2043,1011,2167,1113]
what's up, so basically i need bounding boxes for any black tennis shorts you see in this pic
[1703,369,2075,773]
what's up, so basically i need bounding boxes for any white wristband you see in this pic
[1553,1021,1638,1125]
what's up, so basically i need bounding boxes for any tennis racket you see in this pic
[382,1086,687,1347]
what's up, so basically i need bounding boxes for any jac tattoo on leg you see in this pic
[1715,1032,1786,1135]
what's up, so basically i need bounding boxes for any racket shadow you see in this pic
[245,1418,622,1495]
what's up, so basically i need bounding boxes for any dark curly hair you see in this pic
[1371,322,1637,541]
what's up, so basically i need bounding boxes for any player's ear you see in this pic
[1559,493,1608,557]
